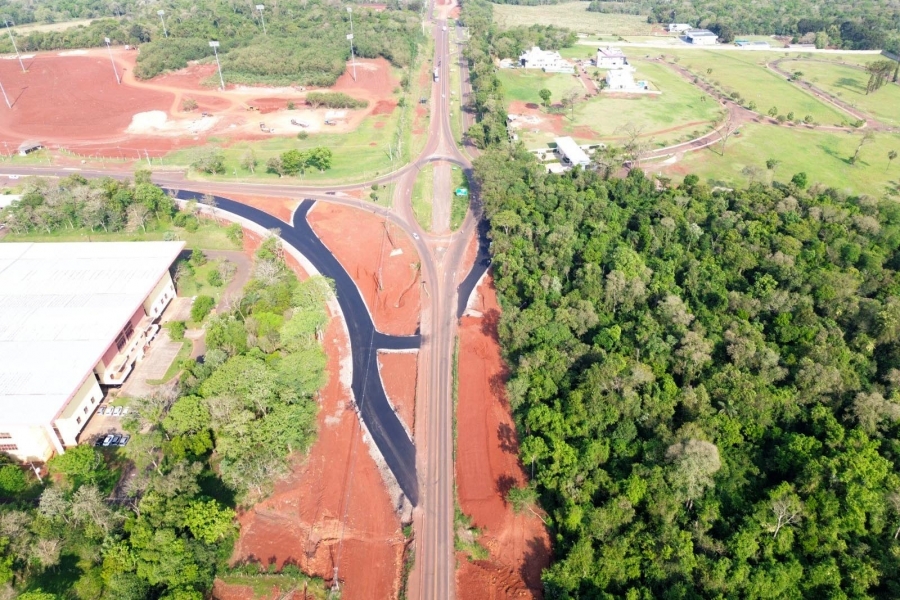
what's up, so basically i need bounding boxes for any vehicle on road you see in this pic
[413,232,420,240]
[291,119,310,127]
[324,119,337,126]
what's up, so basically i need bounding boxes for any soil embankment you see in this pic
[455,273,551,600]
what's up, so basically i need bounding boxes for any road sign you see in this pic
[209,40,220,47]
[455,188,468,196]
[347,33,354,40]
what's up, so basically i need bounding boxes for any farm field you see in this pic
[780,59,900,127]
[665,50,849,125]
[656,123,900,197]
[499,59,721,149]
[492,3,654,36]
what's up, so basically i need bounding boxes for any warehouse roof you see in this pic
[0,242,184,426]
[554,136,591,167]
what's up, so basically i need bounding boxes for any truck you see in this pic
[433,67,439,82]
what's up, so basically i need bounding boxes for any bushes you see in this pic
[305,91,368,109]
[167,320,187,341]
[191,295,215,322]
[190,147,226,174]
[133,38,214,79]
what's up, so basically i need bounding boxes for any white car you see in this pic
[112,406,124,417]
[412,233,420,240]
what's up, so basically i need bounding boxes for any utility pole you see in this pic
[346,6,356,81]
[256,5,267,35]
[104,37,121,84]
[157,10,168,38]
[0,78,10,108]
[5,20,25,72]
[209,40,225,90]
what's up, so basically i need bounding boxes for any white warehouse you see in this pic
[0,241,184,462]
[554,136,591,169]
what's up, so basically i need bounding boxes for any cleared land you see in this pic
[664,50,849,125]
[657,123,900,197]
[500,59,721,148]
[780,59,900,127]
[492,3,653,36]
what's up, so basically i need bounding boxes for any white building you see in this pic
[686,29,718,45]
[668,23,692,33]
[0,241,184,462]
[554,136,590,169]
[519,46,574,73]
[606,66,637,90]
[596,46,627,69]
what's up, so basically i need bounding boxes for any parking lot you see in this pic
[78,403,130,447]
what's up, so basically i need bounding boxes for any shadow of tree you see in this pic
[520,535,551,593]
[496,473,517,501]
[498,422,519,454]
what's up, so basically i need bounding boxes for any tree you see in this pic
[888,150,897,171]
[538,88,551,108]
[765,158,781,173]
[0,466,27,497]
[306,147,333,171]
[665,438,721,509]
[240,149,258,174]
[768,106,778,118]
[266,156,284,176]
[199,193,217,218]
[791,172,808,189]
[190,147,225,174]
[718,111,739,155]
[182,500,236,544]
[865,60,895,94]
[850,131,875,165]
[766,484,803,538]
[126,203,151,232]
[46,445,109,490]
[280,149,307,175]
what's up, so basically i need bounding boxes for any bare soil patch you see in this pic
[377,351,418,436]
[455,273,550,600]
[231,315,404,600]
[307,203,421,336]
[224,193,300,224]
[372,99,398,115]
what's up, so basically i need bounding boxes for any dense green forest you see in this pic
[0,177,330,598]
[0,0,424,85]
[476,133,900,598]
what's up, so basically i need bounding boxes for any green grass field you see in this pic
[499,60,722,149]
[492,3,653,36]
[450,166,469,230]
[657,123,900,197]
[412,162,434,230]
[666,50,850,125]
[780,59,900,127]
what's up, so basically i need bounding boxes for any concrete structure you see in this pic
[596,46,627,69]
[554,136,590,169]
[0,241,184,462]
[17,141,43,156]
[519,46,574,73]
[605,66,636,90]
[668,23,692,33]
[686,29,718,45]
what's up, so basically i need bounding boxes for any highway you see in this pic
[0,2,483,597]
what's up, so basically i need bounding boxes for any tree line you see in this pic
[460,0,510,149]
[0,226,331,598]
[474,141,900,597]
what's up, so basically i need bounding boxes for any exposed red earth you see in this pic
[378,350,418,435]
[0,50,398,157]
[223,193,300,224]
[307,202,422,336]
[228,305,404,600]
[455,274,551,600]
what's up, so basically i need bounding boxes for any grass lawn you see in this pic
[780,59,900,127]
[450,166,469,230]
[657,123,900,197]
[216,573,328,599]
[449,54,464,145]
[0,218,240,250]
[500,59,722,149]
[492,3,653,36]
[412,162,434,230]
[666,50,849,125]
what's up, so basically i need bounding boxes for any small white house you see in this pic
[596,46,627,69]
[668,23,692,33]
[605,66,637,90]
[519,46,573,73]
[686,29,718,45]
[554,137,591,169]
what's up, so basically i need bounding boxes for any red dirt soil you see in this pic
[307,203,421,336]
[0,54,174,142]
[377,351,418,435]
[455,273,551,600]
[331,58,397,104]
[230,314,404,600]
[372,99,398,115]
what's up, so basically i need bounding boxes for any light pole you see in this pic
[255,5,267,35]
[0,78,10,108]
[209,41,224,90]
[4,20,25,72]
[157,10,168,38]
[346,6,356,81]
[104,37,121,84]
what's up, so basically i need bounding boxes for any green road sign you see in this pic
[455,188,468,196]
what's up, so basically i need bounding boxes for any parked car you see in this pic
[112,406,123,417]
[102,435,114,447]
[117,435,130,447]
[110,435,121,445]
[122,407,130,415]
[98,406,107,415]
[95,437,105,447]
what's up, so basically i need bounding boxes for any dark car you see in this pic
[117,435,130,447]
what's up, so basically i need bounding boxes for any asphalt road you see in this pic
[173,190,422,507]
